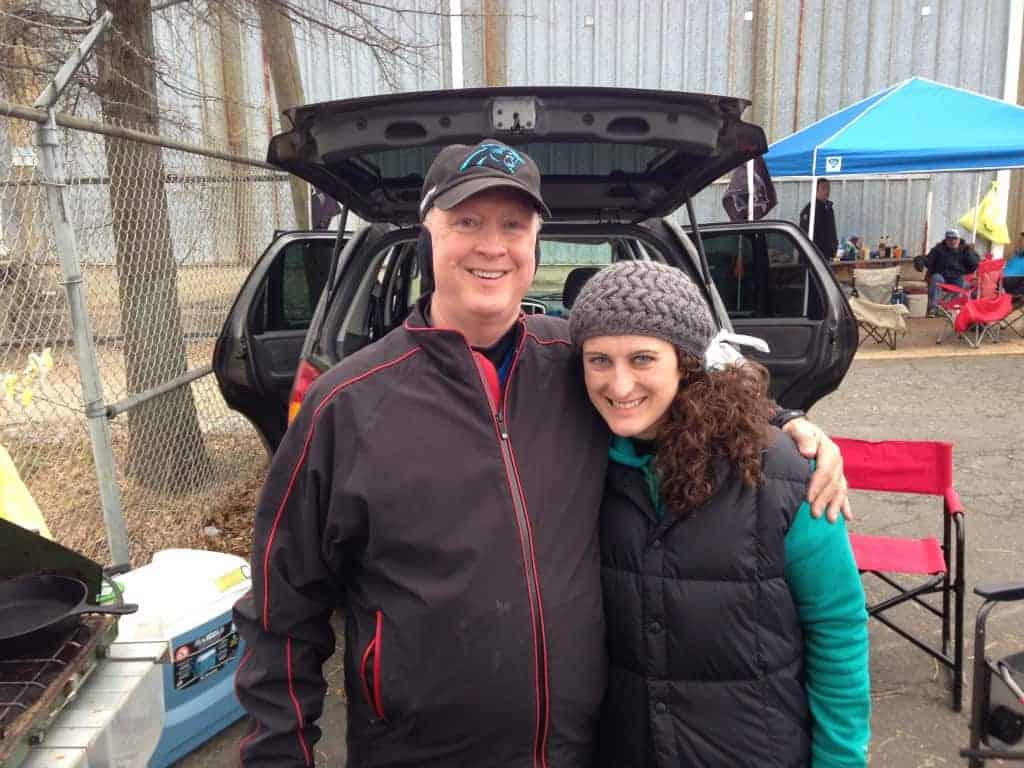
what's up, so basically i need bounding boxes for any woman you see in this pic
[569,261,870,767]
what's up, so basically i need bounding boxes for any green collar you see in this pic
[608,436,663,520]
[608,435,654,469]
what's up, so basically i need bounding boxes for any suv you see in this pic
[214,87,857,452]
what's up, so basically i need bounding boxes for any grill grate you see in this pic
[0,616,116,765]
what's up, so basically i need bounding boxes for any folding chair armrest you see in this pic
[974,581,1024,602]
[937,282,970,296]
[944,487,963,516]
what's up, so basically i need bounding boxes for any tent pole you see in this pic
[924,180,934,256]
[972,174,982,244]
[746,160,755,222]
[994,0,1024,258]
[808,175,818,243]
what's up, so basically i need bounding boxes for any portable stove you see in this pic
[0,617,118,768]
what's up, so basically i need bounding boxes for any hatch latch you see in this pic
[492,99,537,132]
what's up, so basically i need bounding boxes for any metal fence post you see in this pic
[33,12,130,567]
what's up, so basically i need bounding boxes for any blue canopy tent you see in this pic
[763,77,1024,245]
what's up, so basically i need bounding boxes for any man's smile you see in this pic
[469,268,508,280]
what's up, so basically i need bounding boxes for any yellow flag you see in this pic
[959,181,1011,245]
[0,444,53,539]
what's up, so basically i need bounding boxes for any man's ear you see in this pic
[416,228,435,293]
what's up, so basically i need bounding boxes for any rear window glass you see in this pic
[358,143,667,180]
[530,242,613,309]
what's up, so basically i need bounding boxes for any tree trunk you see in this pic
[257,0,309,229]
[95,0,211,492]
[216,6,256,263]
[0,0,48,343]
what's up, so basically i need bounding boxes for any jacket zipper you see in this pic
[410,320,550,766]
[494,396,549,768]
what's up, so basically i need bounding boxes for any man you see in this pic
[233,139,849,767]
[925,228,980,316]
[799,178,839,260]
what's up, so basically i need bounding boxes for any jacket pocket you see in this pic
[359,610,386,720]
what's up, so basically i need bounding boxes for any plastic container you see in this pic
[111,549,251,768]
[906,293,928,318]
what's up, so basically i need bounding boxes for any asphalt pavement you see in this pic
[181,351,1024,767]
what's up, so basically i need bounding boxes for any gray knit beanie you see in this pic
[569,261,716,362]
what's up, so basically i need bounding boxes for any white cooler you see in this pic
[113,549,252,768]
[906,293,928,318]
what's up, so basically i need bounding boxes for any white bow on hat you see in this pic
[703,329,770,372]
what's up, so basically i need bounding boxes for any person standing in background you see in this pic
[800,179,839,260]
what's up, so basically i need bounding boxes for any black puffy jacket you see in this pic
[234,301,609,767]
[925,241,980,281]
[598,429,811,768]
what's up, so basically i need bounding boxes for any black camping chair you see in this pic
[961,582,1024,766]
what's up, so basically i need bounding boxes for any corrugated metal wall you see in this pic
[41,0,1016,254]
[489,0,1016,252]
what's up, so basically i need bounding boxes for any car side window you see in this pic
[703,230,823,321]
[764,232,823,319]
[262,239,335,332]
[704,233,758,317]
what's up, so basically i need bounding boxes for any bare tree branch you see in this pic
[0,0,449,132]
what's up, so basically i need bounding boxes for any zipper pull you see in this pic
[495,411,509,440]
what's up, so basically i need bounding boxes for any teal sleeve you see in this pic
[785,501,871,768]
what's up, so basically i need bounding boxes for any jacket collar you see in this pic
[404,295,526,382]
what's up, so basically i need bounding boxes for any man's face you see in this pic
[425,188,540,334]
[946,236,960,249]
[816,182,830,201]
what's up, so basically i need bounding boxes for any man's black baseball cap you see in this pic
[419,139,551,220]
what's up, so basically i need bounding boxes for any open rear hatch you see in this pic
[268,86,767,224]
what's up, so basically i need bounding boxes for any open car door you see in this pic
[694,220,857,409]
[213,231,340,449]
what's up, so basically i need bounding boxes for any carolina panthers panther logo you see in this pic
[459,144,526,175]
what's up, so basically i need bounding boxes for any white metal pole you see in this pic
[925,182,934,254]
[808,176,818,243]
[972,174,982,244]
[746,159,755,221]
[995,0,1024,258]
[450,0,464,88]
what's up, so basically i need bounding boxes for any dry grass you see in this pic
[16,432,268,566]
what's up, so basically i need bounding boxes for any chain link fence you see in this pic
[0,105,297,566]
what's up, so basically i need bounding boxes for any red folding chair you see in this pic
[937,258,1006,344]
[835,437,966,711]
[953,293,1014,348]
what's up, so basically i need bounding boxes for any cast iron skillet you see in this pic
[0,574,138,644]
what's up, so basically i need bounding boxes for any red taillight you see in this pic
[288,360,322,424]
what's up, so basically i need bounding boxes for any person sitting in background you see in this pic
[924,228,980,317]
[841,234,861,261]
[1006,231,1024,296]
[1012,231,1024,260]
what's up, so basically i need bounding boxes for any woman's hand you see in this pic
[782,418,852,523]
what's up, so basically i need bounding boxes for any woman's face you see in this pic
[581,335,682,440]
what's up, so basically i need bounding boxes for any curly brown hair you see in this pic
[656,353,774,516]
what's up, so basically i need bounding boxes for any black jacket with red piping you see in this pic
[233,299,610,768]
